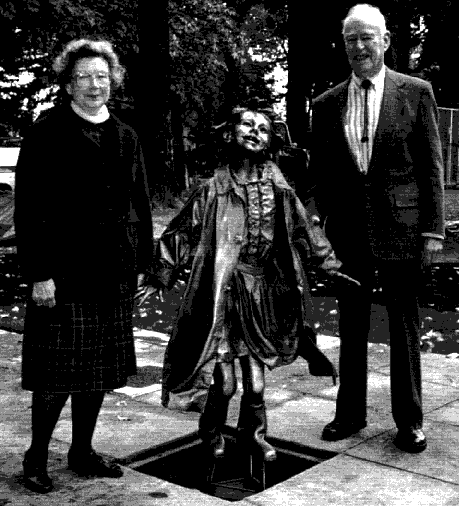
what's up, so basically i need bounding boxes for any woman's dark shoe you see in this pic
[68,449,123,478]
[321,419,367,441]
[23,451,53,494]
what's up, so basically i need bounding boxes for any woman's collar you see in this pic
[70,101,110,124]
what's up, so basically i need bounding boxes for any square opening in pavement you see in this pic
[119,427,337,502]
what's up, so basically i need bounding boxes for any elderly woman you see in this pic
[14,39,154,493]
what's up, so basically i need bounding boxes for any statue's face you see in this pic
[235,111,271,154]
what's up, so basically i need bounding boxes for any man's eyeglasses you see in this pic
[344,34,377,46]
[74,73,110,86]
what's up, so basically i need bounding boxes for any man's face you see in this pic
[235,111,271,154]
[343,18,390,79]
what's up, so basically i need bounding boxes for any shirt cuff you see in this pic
[421,233,444,240]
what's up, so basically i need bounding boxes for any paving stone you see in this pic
[426,400,459,426]
[131,389,163,407]
[52,395,199,460]
[246,454,459,506]
[376,353,459,390]
[5,326,459,505]
[316,334,340,350]
[115,383,162,399]
[252,396,392,454]
[346,419,459,486]
[421,353,459,388]
[2,462,231,506]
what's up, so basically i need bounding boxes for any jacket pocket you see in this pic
[392,183,419,208]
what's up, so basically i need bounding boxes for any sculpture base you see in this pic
[119,427,337,502]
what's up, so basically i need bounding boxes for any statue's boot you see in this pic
[238,396,277,462]
[198,386,230,458]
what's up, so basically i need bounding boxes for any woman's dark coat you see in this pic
[154,163,340,408]
[14,105,154,392]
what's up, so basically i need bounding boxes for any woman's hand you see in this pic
[32,279,56,307]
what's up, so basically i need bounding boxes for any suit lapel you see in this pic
[368,68,405,172]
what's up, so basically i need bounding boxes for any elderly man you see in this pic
[306,3,444,453]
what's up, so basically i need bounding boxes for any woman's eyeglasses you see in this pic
[74,73,110,86]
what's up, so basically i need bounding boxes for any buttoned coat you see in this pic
[15,106,154,288]
[14,105,154,392]
[155,163,340,407]
[306,68,445,262]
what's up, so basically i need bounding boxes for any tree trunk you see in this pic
[170,101,187,198]
[138,0,169,205]
[389,13,412,74]
[286,1,313,148]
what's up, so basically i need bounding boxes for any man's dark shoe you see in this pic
[393,428,427,453]
[321,419,367,441]
[68,449,123,478]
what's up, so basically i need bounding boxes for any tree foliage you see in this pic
[1,0,458,201]
[0,0,139,133]
[163,0,282,202]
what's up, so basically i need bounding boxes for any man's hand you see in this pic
[422,238,443,268]
[32,279,56,308]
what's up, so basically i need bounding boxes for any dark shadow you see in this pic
[120,428,337,502]
[126,365,163,388]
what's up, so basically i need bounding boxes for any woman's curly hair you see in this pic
[52,39,125,89]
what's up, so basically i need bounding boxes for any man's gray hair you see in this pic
[342,4,388,34]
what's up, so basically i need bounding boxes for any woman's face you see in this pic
[235,111,271,154]
[67,57,111,115]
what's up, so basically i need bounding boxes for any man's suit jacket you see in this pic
[306,67,445,263]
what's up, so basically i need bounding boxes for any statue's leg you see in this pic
[239,355,277,461]
[199,361,236,458]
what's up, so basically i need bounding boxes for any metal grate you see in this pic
[119,428,337,502]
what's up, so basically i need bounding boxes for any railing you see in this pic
[439,108,459,188]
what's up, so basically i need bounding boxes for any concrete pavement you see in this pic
[1,329,459,505]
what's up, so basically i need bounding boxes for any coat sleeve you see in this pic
[289,192,342,272]
[153,184,209,289]
[416,82,445,239]
[14,122,57,282]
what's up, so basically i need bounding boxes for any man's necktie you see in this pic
[361,79,372,143]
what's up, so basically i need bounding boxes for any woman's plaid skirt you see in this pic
[21,293,137,392]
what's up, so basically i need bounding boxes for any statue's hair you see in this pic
[342,4,388,34]
[53,39,125,88]
[213,97,285,155]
